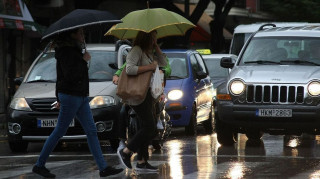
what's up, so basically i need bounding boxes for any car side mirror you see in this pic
[220,57,234,68]
[14,77,24,86]
[108,63,119,70]
[196,71,207,79]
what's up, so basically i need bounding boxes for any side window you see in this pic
[195,54,207,74]
[190,54,199,74]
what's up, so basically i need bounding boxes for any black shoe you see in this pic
[32,165,56,178]
[135,162,159,172]
[99,166,123,177]
[117,148,132,169]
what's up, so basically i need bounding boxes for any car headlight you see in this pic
[89,96,115,109]
[230,80,245,95]
[10,98,32,111]
[168,90,183,100]
[308,81,320,96]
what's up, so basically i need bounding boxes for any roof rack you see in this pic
[258,23,276,31]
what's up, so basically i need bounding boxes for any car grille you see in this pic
[26,98,57,112]
[245,85,304,104]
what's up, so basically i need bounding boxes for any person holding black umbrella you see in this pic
[30,9,124,178]
[32,27,123,178]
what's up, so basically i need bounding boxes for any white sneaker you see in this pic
[117,140,126,151]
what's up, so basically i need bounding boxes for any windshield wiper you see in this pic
[244,60,280,64]
[26,79,55,83]
[280,60,320,66]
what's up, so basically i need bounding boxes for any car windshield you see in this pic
[166,53,188,79]
[239,37,320,66]
[26,50,117,82]
[203,58,229,78]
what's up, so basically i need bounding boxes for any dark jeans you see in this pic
[36,93,107,171]
[127,89,157,161]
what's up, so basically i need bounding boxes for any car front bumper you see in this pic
[7,104,121,142]
[217,100,320,133]
[165,103,191,126]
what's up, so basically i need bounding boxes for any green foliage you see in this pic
[262,0,320,22]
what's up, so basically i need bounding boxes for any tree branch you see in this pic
[190,0,210,25]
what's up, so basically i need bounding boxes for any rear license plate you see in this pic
[256,109,292,117]
[37,118,75,128]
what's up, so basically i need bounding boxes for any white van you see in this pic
[229,22,318,55]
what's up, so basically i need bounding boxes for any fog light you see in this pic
[96,122,106,132]
[8,123,21,134]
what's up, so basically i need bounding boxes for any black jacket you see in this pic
[55,45,89,101]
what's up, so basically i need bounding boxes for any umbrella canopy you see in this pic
[42,9,121,40]
[105,8,196,39]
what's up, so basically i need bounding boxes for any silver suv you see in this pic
[216,25,320,145]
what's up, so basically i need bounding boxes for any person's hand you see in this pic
[153,40,161,50]
[83,51,91,62]
[150,60,158,71]
[112,75,119,85]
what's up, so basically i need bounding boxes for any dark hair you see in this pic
[133,31,153,53]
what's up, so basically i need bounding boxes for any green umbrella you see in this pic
[105,8,196,39]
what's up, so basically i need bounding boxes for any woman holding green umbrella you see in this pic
[106,7,195,172]
[117,30,167,172]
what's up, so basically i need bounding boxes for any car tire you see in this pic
[185,105,197,136]
[245,130,264,141]
[215,115,236,146]
[203,103,214,134]
[9,141,28,152]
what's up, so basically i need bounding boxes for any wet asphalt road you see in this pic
[1,127,320,179]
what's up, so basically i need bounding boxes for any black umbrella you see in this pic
[42,9,121,40]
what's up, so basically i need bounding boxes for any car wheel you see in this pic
[185,105,197,136]
[9,141,28,152]
[109,139,119,151]
[215,115,235,146]
[203,103,214,134]
[245,130,264,141]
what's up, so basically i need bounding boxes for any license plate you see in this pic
[256,109,292,117]
[37,118,75,128]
